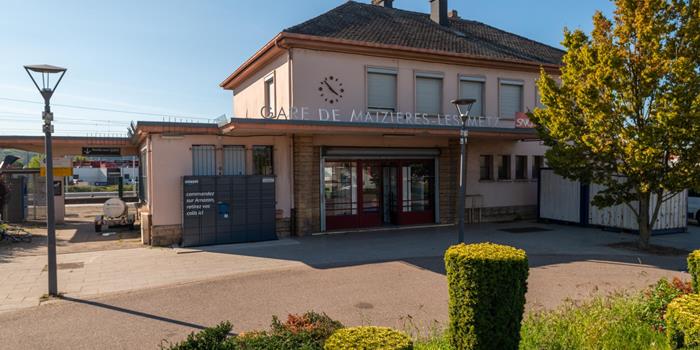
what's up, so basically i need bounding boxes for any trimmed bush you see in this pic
[444,242,528,350]
[666,294,700,349]
[688,250,700,292]
[324,326,413,350]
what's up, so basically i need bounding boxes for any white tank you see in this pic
[103,198,128,218]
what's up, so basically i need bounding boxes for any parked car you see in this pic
[689,190,700,223]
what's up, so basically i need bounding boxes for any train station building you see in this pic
[1,0,563,247]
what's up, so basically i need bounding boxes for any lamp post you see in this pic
[24,64,67,297]
[451,98,476,243]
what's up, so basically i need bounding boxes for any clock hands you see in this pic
[324,80,340,96]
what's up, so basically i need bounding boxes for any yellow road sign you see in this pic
[40,167,73,177]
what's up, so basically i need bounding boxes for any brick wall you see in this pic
[293,135,320,235]
[439,138,460,224]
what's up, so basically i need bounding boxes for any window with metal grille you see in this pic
[192,145,216,176]
[253,145,273,176]
[223,145,245,175]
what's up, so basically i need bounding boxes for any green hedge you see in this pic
[324,326,413,350]
[666,293,700,349]
[688,250,700,292]
[166,321,232,350]
[444,243,528,350]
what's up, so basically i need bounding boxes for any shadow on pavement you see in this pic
[59,296,219,333]
[183,222,697,276]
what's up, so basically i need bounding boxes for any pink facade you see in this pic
[136,0,563,245]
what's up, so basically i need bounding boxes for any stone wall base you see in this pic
[476,205,537,223]
[149,221,292,247]
[276,217,291,238]
[151,225,182,247]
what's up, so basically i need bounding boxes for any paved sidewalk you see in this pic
[0,240,302,312]
[0,221,698,313]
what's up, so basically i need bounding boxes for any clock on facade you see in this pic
[318,76,344,104]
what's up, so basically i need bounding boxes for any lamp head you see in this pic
[24,64,67,102]
[451,98,476,123]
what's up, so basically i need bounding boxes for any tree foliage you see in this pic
[27,154,44,169]
[531,0,700,248]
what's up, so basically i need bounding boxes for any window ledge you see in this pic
[478,179,495,183]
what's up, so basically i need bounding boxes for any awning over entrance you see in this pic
[221,118,539,140]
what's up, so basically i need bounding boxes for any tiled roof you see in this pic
[284,1,564,66]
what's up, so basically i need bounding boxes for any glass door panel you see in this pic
[324,161,358,229]
[397,161,435,225]
[359,162,382,226]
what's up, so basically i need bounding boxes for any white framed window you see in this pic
[415,72,443,115]
[459,76,485,117]
[192,145,216,176]
[499,79,523,119]
[367,67,397,112]
[264,74,275,117]
[223,145,245,175]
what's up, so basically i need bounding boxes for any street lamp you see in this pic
[451,98,476,243]
[24,64,67,297]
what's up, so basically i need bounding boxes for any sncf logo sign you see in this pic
[515,112,535,129]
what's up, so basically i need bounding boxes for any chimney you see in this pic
[372,0,393,8]
[430,0,448,26]
[448,9,459,19]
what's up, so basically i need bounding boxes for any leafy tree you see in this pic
[532,0,700,249]
[27,154,44,169]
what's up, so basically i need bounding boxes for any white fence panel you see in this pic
[539,169,580,223]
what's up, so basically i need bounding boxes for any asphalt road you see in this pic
[0,254,688,350]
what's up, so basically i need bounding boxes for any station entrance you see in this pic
[323,156,436,231]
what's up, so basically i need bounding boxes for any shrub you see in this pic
[163,321,233,350]
[324,326,413,350]
[444,243,528,350]
[163,312,342,350]
[688,250,700,292]
[520,293,668,350]
[640,277,693,332]
[666,294,700,349]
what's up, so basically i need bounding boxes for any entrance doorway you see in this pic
[323,159,435,230]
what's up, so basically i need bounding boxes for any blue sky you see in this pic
[0,0,615,136]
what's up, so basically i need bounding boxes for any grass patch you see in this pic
[416,281,692,350]
[520,293,668,350]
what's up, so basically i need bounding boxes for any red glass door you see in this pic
[324,159,435,230]
[396,160,435,225]
[324,161,358,230]
[359,161,382,227]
